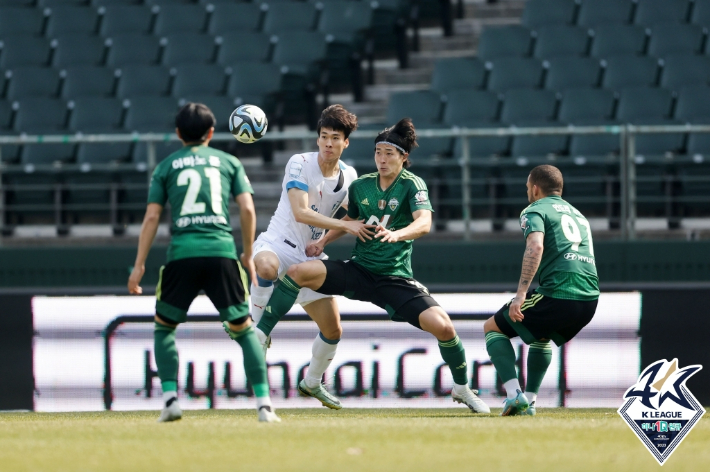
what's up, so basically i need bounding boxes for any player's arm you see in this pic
[305,214,356,257]
[235,192,257,284]
[509,231,545,322]
[288,188,374,240]
[375,209,432,243]
[128,203,163,294]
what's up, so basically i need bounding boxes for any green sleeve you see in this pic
[521,211,545,239]
[231,161,254,196]
[346,184,359,219]
[147,165,167,205]
[408,181,433,212]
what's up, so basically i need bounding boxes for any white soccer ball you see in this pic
[229,104,268,144]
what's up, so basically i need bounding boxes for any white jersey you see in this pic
[262,152,358,253]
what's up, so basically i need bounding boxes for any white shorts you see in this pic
[252,232,331,307]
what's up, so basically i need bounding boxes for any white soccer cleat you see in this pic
[257,405,281,423]
[157,397,182,422]
[452,386,491,414]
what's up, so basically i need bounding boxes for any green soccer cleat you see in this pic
[501,390,529,416]
[298,379,343,410]
[521,401,537,416]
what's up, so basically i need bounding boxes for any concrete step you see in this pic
[374,66,433,86]
[464,0,526,19]
[454,16,521,36]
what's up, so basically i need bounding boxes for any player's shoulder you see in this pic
[400,169,428,191]
[352,171,378,185]
[206,146,243,168]
[338,159,358,181]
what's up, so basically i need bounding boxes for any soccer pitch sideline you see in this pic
[0,409,707,472]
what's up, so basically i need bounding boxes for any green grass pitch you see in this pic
[1,408,707,471]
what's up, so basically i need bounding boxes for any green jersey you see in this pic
[346,169,433,278]
[520,195,599,301]
[147,145,253,262]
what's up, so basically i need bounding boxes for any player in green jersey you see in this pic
[256,119,490,413]
[484,165,599,416]
[127,103,279,423]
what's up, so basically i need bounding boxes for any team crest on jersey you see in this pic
[388,198,399,211]
[378,199,386,210]
[618,359,705,465]
[414,190,429,205]
[520,214,529,230]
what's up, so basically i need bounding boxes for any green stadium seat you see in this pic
[227,62,283,115]
[633,118,686,158]
[634,0,690,26]
[647,24,706,57]
[559,88,616,123]
[545,56,602,91]
[123,96,179,132]
[576,0,634,27]
[568,121,621,158]
[501,89,559,123]
[21,142,76,165]
[0,7,49,36]
[52,34,108,67]
[177,95,237,132]
[522,0,579,29]
[5,66,62,100]
[271,31,329,111]
[317,0,373,46]
[386,90,443,125]
[589,24,649,58]
[161,33,219,66]
[533,25,591,59]
[262,2,320,34]
[38,0,91,6]
[45,5,102,36]
[430,57,487,94]
[678,164,710,213]
[602,55,661,90]
[68,97,127,133]
[452,121,510,158]
[476,25,534,60]
[154,4,210,36]
[208,3,265,35]
[77,142,133,165]
[443,90,500,125]
[0,101,13,130]
[661,55,710,89]
[340,132,376,171]
[106,33,163,67]
[132,140,181,164]
[555,165,609,214]
[692,0,710,27]
[172,64,228,97]
[674,85,710,122]
[118,170,150,223]
[92,0,141,5]
[216,33,274,65]
[99,5,156,36]
[410,124,453,160]
[616,87,674,121]
[0,35,54,68]
[4,174,58,222]
[486,57,547,92]
[61,65,118,99]
[116,65,175,98]
[633,164,673,216]
[0,132,21,163]
[511,122,568,158]
[63,172,114,223]
[12,98,70,132]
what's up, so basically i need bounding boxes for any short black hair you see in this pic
[316,104,358,138]
[529,165,564,195]
[175,103,216,143]
[374,118,418,168]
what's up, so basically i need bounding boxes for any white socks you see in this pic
[525,392,537,404]
[452,383,470,395]
[503,379,522,399]
[256,395,272,410]
[304,333,339,389]
[162,390,177,405]
[250,282,274,325]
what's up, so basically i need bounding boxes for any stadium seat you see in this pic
[589,24,649,58]
[118,170,150,222]
[61,65,118,99]
[0,7,49,36]
[616,87,674,122]
[545,56,603,91]
[105,33,163,67]
[443,90,500,125]
[500,89,559,123]
[226,62,283,114]
[317,0,373,45]
[576,0,635,27]
[12,98,70,133]
[452,122,511,158]
[0,101,13,130]
[559,88,616,123]
[216,33,274,65]
[271,31,329,98]
[5,67,62,100]
[568,123,621,158]
[153,4,210,36]
[132,140,181,164]
[486,57,547,92]
[661,55,710,89]
[63,172,115,224]
[177,95,236,132]
[634,0,690,26]
[208,2,265,35]
[533,25,591,59]
[4,174,58,220]
[68,97,127,133]
[430,57,487,94]
[123,96,179,132]
[647,24,706,57]
[555,165,609,213]
[602,55,661,90]
[0,35,54,68]
[340,131,377,169]
[510,123,568,158]
[476,25,534,60]
[38,0,93,6]
[45,5,102,36]
[386,90,443,125]
[99,5,156,36]
[161,33,219,66]
[262,2,320,34]
[76,142,133,165]
[116,65,175,99]
[172,64,228,97]
[21,142,76,165]
[678,164,710,213]
[522,0,579,29]
[52,34,108,67]
[0,133,21,163]
[633,118,685,158]
[692,0,710,27]
[674,85,710,122]
[686,129,710,157]
[411,124,453,160]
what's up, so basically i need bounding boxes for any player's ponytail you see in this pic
[375,118,418,168]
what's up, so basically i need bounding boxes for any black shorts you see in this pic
[318,260,439,329]
[156,257,249,324]
[494,291,598,346]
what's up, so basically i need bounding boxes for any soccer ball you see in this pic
[229,104,268,144]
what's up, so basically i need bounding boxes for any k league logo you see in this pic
[618,359,705,465]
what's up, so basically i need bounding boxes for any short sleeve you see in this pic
[346,183,359,219]
[408,180,433,212]
[520,211,545,239]
[147,166,167,205]
[231,162,254,196]
[284,155,309,192]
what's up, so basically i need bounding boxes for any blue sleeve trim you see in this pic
[286,180,309,192]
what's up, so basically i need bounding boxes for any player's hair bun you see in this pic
[375,117,419,154]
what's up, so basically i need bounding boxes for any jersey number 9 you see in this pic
[561,214,594,256]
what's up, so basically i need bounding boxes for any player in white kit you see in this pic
[242,105,374,409]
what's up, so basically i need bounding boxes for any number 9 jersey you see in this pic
[520,195,599,301]
[148,145,254,262]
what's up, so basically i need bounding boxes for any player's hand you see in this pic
[306,242,324,257]
[240,252,258,286]
[128,265,145,295]
[509,295,525,322]
[374,226,400,243]
[342,219,376,242]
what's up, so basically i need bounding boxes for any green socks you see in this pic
[226,324,269,397]
[256,275,301,336]
[485,331,518,384]
[438,335,469,385]
[525,341,552,395]
[154,322,178,393]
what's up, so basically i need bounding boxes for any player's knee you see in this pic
[322,324,342,340]
[439,322,456,340]
[255,260,278,281]
[286,263,304,284]
[483,316,499,334]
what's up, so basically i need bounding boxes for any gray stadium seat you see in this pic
[661,55,710,89]
[576,0,634,27]
[616,87,674,121]
[533,25,590,59]
[674,85,710,122]
[522,0,579,29]
[45,5,102,36]
[0,35,54,68]
[386,90,443,125]
[123,96,179,132]
[443,90,500,125]
[476,25,534,60]
[0,7,49,36]
[13,98,69,132]
[208,3,264,35]
[68,97,127,133]
[559,88,616,123]
[99,5,156,35]
[52,34,108,67]
[263,2,320,34]
[647,24,706,56]
[106,33,163,67]
[634,0,690,26]
[545,56,602,91]
[172,64,228,97]
[501,89,559,123]
[5,67,62,100]
[590,24,649,58]
[602,55,661,90]
[62,65,119,99]
[77,142,133,165]
[692,0,710,27]
[116,65,175,98]
[154,4,210,36]
[216,33,274,65]
[486,57,547,92]
[161,33,219,66]
[226,62,283,113]
[430,57,487,94]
